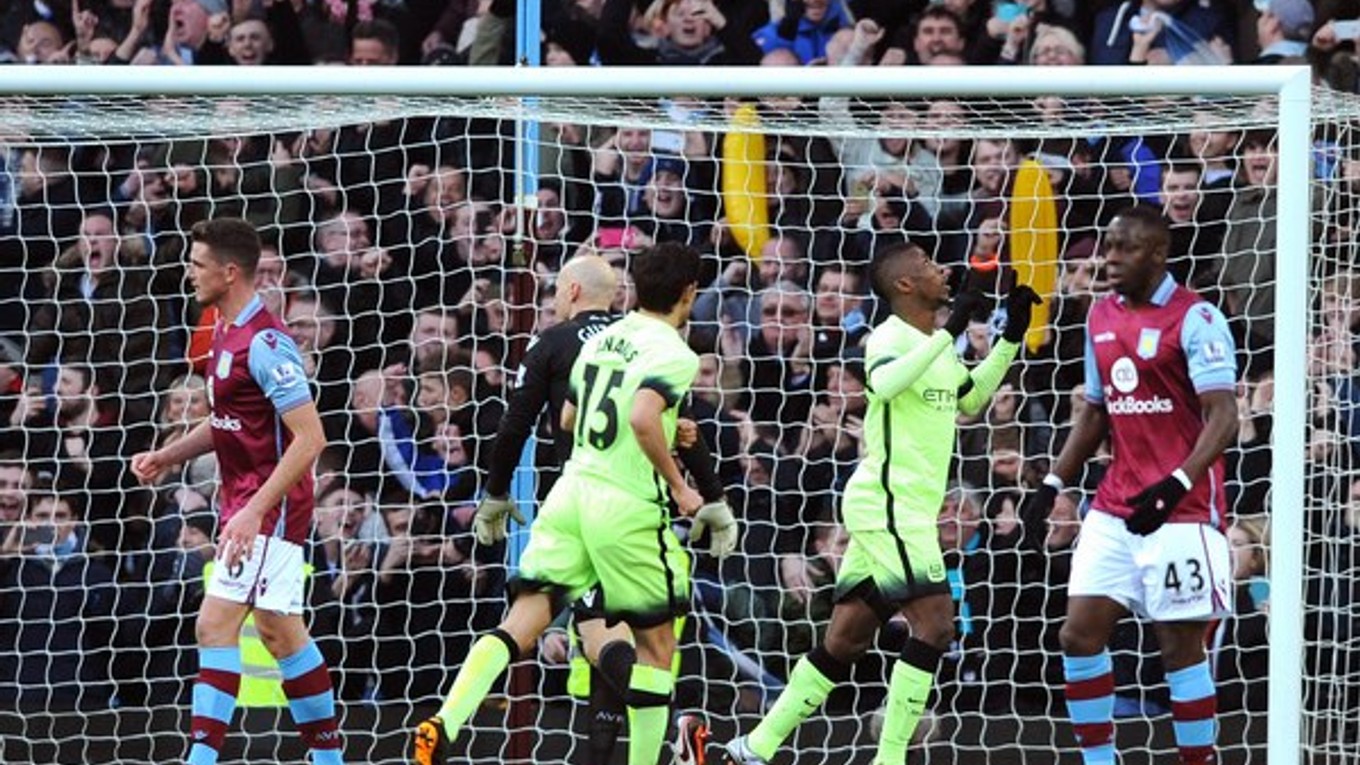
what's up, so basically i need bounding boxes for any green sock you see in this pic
[435,634,512,738]
[875,659,934,765]
[626,663,673,765]
[748,656,836,761]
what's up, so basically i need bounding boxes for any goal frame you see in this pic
[0,64,1312,764]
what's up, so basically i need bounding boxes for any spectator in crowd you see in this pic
[0,454,28,537]
[0,492,116,710]
[162,0,232,65]
[313,484,381,700]
[1214,514,1269,714]
[597,0,763,66]
[26,209,174,423]
[751,0,850,65]
[810,264,870,360]
[1221,130,1279,361]
[5,362,155,556]
[373,498,492,702]
[1090,0,1235,66]
[1160,161,1223,291]
[732,283,816,448]
[349,17,401,66]
[1251,0,1313,64]
[901,5,967,65]
[694,235,808,347]
[112,511,216,707]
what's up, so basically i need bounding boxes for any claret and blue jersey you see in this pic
[1084,274,1237,527]
[207,294,315,545]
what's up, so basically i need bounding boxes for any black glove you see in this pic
[943,270,989,338]
[1125,473,1191,535]
[1020,483,1057,549]
[1002,281,1042,343]
[777,0,806,40]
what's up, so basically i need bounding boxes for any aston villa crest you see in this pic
[1136,329,1160,360]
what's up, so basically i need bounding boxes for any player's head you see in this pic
[556,254,617,320]
[189,218,262,307]
[869,242,949,309]
[631,242,701,319]
[1102,205,1170,300]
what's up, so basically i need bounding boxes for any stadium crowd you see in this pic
[0,0,1355,755]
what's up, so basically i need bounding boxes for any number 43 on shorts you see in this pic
[1163,558,1205,592]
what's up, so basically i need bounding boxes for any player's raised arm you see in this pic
[864,253,987,402]
[957,273,1040,416]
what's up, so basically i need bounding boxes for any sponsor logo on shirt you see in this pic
[1106,395,1175,415]
[211,413,243,431]
[262,330,279,350]
[1110,357,1139,394]
[1094,331,1117,343]
[271,361,301,389]
[922,388,956,409]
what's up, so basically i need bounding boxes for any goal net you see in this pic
[0,68,1335,765]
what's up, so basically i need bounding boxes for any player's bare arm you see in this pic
[130,418,215,483]
[560,399,577,433]
[218,401,325,567]
[1050,402,1112,487]
[1021,398,1111,544]
[1176,389,1239,484]
[630,389,701,516]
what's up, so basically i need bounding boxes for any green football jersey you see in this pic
[841,316,970,532]
[563,311,699,504]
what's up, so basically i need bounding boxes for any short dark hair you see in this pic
[632,242,701,312]
[868,242,928,301]
[915,6,963,36]
[191,218,262,275]
[1162,160,1202,179]
[351,19,400,56]
[1111,204,1170,253]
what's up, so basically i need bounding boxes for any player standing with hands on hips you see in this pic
[1022,205,1239,765]
[723,241,1040,765]
[131,219,342,765]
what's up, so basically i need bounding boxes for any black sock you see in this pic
[587,665,626,765]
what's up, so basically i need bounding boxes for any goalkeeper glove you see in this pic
[1125,469,1192,536]
[473,494,526,546]
[691,501,738,558]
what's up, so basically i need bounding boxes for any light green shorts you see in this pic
[835,527,950,612]
[516,474,690,628]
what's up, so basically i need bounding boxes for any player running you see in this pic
[414,242,737,765]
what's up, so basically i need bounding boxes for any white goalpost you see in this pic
[0,65,1319,765]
